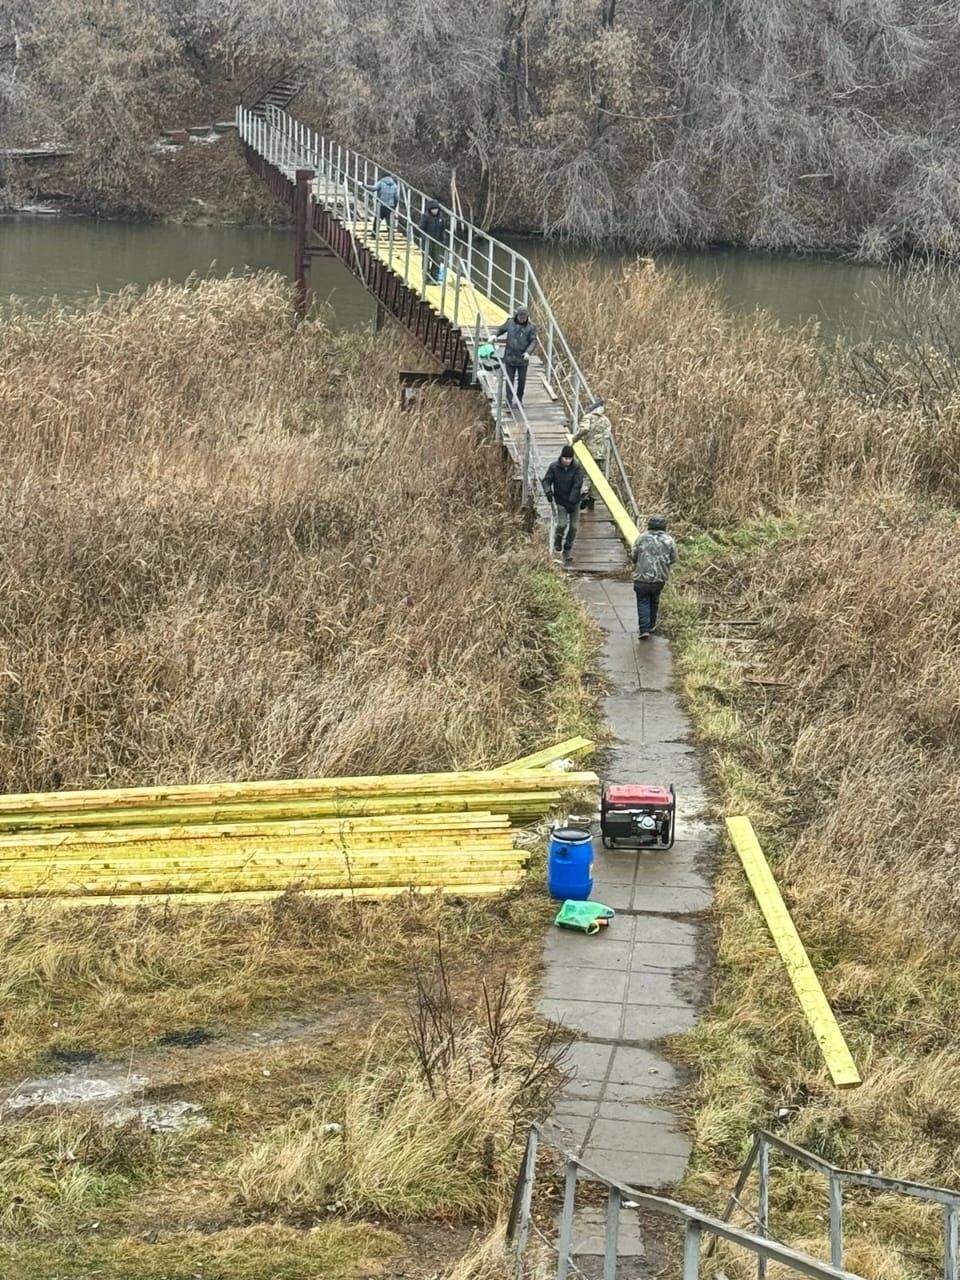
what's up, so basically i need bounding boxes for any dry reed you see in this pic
[0,274,589,791]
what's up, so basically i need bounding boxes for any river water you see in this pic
[0,213,907,343]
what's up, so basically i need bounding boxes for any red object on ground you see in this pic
[600,782,676,849]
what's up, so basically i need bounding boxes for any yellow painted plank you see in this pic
[349,223,508,329]
[725,816,861,1089]
[572,443,639,547]
[498,737,595,772]
[0,825,513,857]
[0,880,523,907]
[0,769,597,815]
[0,870,525,895]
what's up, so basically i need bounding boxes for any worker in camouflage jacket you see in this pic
[631,515,678,638]
[571,399,613,509]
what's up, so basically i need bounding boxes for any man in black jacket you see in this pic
[419,199,447,285]
[542,445,584,562]
[495,307,536,403]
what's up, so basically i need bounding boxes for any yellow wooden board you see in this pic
[572,443,639,547]
[349,222,508,330]
[725,815,861,1089]
[0,881,522,907]
[498,737,595,772]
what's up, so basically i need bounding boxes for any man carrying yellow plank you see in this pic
[571,400,612,512]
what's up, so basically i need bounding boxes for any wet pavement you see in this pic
[539,574,716,1253]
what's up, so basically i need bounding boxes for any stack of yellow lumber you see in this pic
[0,756,597,904]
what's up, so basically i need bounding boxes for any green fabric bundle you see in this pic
[554,900,615,935]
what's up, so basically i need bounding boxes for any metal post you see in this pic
[487,236,495,301]
[522,427,531,506]
[573,376,582,432]
[495,365,504,443]
[556,1161,578,1280]
[603,1186,621,1280]
[546,323,555,391]
[453,268,462,327]
[682,1222,702,1280]
[293,168,314,320]
[828,1174,843,1271]
[509,253,517,316]
[507,1128,538,1258]
[945,1206,958,1280]
[757,1137,770,1280]
[404,219,412,284]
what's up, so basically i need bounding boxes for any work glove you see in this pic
[523,352,530,362]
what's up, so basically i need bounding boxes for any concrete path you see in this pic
[539,574,715,1207]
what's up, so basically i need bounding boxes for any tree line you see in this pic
[1,0,957,257]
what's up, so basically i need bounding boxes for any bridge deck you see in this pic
[341,222,626,574]
[245,126,632,575]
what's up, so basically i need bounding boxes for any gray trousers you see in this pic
[553,503,580,551]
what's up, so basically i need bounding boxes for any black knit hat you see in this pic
[560,445,575,459]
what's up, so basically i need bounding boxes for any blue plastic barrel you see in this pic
[547,826,594,901]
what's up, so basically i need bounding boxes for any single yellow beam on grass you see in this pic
[571,443,639,548]
[725,815,861,1089]
[498,737,595,772]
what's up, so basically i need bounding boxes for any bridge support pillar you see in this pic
[293,168,314,319]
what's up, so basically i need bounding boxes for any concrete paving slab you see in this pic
[538,997,624,1038]
[625,969,689,1007]
[570,1205,646,1257]
[563,1041,616,1080]
[630,916,700,946]
[627,941,699,970]
[544,936,635,971]
[541,967,629,1003]
[621,1004,699,1040]
[584,1149,691,1191]
[607,1045,683,1085]
[628,885,712,914]
[589,1118,692,1158]
[546,560,716,1220]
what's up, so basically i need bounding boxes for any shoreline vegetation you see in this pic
[3,1,960,257]
[0,274,597,1280]
[555,260,960,1276]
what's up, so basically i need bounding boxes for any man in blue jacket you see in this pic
[542,445,584,562]
[367,173,399,237]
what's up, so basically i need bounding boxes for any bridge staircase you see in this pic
[235,104,642,575]
[239,64,303,118]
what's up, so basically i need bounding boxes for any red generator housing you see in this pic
[600,784,676,850]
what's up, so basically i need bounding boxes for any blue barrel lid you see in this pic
[551,826,591,843]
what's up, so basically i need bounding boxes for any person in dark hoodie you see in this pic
[495,307,536,404]
[542,444,584,562]
[419,199,447,285]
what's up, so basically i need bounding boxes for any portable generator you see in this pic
[600,783,676,850]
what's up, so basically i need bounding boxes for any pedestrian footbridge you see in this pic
[235,99,641,575]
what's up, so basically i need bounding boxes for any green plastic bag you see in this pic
[554,900,616,935]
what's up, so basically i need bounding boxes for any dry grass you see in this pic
[236,974,563,1220]
[0,273,593,791]
[549,260,960,523]
[550,261,960,1273]
[0,275,593,1277]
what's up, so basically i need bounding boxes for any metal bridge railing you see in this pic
[508,1125,868,1280]
[714,1129,960,1280]
[234,104,641,532]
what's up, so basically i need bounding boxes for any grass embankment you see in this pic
[0,276,597,1279]
[557,261,960,1277]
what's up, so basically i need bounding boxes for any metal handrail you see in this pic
[508,1125,867,1280]
[237,104,558,531]
[237,106,601,439]
[711,1129,960,1280]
